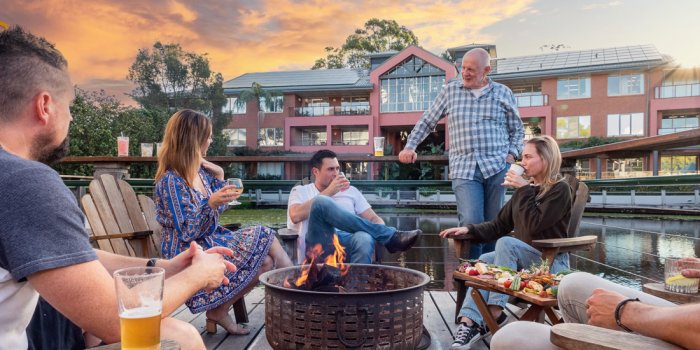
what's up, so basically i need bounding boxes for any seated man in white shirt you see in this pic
[287,150,421,263]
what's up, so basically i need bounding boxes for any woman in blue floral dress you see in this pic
[154,109,293,335]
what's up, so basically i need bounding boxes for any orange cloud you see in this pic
[2,0,534,104]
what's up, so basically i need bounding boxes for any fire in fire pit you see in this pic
[283,235,350,292]
[261,262,430,349]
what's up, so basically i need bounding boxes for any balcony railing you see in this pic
[290,105,371,117]
[515,93,548,107]
[655,83,700,98]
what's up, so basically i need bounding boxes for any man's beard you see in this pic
[32,134,70,165]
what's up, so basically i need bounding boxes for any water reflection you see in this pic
[378,214,700,291]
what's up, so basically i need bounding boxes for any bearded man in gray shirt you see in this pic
[0,26,235,350]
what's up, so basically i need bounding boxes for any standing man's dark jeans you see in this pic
[451,165,508,258]
[27,297,85,350]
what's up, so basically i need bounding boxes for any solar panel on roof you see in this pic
[492,45,665,74]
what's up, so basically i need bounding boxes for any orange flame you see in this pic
[293,244,323,287]
[324,234,349,276]
[290,234,349,287]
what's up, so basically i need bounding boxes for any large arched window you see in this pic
[380,56,445,112]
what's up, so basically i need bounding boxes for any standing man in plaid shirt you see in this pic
[399,48,524,259]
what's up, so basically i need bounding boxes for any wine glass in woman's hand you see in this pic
[226,178,243,205]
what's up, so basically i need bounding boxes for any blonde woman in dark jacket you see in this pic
[440,135,572,350]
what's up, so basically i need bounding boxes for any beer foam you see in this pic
[121,306,161,319]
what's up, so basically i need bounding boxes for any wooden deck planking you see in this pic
[423,292,455,349]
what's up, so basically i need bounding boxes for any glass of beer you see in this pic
[114,266,164,350]
[226,178,244,205]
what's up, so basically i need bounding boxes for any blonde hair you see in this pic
[155,109,212,186]
[526,135,563,199]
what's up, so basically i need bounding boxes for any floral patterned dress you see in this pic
[155,167,273,313]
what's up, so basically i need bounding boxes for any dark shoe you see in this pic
[450,322,482,350]
[385,229,421,253]
[483,312,508,333]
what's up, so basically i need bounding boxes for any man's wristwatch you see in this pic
[146,258,158,267]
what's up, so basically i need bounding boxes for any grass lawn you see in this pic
[221,208,287,227]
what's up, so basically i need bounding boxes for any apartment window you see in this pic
[606,158,644,177]
[557,76,591,99]
[607,113,644,136]
[661,156,697,174]
[608,73,644,96]
[259,128,284,146]
[300,97,330,116]
[331,127,368,146]
[256,162,283,179]
[660,70,700,98]
[341,161,369,180]
[556,116,591,139]
[659,114,699,134]
[380,55,445,112]
[260,96,284,113]
[222,97,246,114]
[575,159,591,178]
[222,128,246,147]
[301,129,327,146]
[340,96,370,115]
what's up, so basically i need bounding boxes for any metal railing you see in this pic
[515,93,548,107]
[289,105,371,117]
[63,176,700,210]
[655,83,700,98]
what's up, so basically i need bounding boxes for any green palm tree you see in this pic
[234,82,282,144]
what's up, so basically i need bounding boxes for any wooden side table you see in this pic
[642,282,700,304]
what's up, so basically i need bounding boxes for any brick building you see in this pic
[222,44,700,179]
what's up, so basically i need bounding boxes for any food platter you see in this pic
[456,259,567,301]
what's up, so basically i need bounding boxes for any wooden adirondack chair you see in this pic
[81,174,248,324]
[451,175,597,328]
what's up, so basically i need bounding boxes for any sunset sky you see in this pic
[3,0,699,105]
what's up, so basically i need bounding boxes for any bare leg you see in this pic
[205,299,249,335]
[161,317,205,350]
[268,238,293,268]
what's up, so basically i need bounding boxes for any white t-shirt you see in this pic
[470,84,489,98]
[286,183,371,263]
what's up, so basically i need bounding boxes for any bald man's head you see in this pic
[463,48,491,68]
[460,48,491,89]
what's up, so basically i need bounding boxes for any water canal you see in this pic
[377,214,700,290]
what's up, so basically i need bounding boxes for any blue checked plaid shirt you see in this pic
[405,78,524,180]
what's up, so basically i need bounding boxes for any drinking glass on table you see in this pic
[114,266,164,350]
[226,178,244,205]
[664,257,700,294]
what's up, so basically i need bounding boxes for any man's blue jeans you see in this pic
[458,236,570,325]
[306,196,396,264]
[452,165,508,258]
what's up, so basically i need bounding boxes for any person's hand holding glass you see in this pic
[337,172,350,192]
[226,178,243,205]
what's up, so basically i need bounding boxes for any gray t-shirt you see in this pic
[0,147,96,349]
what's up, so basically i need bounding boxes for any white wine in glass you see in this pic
[226,178,243,205]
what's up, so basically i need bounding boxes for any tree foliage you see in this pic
[126,41,229,156]
[312,19,418,70]
[54,88,170,177]
[234,82,282,112]
[127,42,226,115]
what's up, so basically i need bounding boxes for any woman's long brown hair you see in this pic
[155,109,212,186]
